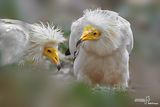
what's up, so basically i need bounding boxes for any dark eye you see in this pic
[93,32,97,35]
[47,50,52,53]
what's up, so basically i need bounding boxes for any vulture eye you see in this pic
[47,50,52,53]
[93,32,97,35]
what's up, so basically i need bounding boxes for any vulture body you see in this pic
[0,19,65,70]
[69,9,133,87]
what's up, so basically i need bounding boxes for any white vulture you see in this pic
[0,19,65,70]
[67,9,133,87]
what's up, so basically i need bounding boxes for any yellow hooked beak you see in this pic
[43,47,61,70]
[76,25,101,47]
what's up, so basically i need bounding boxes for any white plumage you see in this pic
[0,19,65,69]
[69,9,133,87]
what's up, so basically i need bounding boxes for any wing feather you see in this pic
[0,19,30,65]
[118,17,133,54]
[69,17,85,57]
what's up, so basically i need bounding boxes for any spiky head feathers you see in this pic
[22,22,65,64]
[80,9,130,55]
[30,23,65,46]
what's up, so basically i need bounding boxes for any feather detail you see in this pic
[30,22,65,44]
[24,22,65,64]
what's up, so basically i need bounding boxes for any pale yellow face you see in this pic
[81,25,101,40]
[43,47,60,65]
[76,25,101,47]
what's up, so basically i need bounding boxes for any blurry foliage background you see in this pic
[0,0,160,107]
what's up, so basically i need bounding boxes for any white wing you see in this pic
[126,25,133,54]
[69,17,85,57]
[118,17,134,54]
[0,19,30,66]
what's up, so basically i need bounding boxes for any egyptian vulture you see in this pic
[67,9,133,87]
[0,19,65,70]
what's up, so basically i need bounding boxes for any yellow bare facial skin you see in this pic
[43,47,60,65]
[76,25,101,47]
[81,25,101,41]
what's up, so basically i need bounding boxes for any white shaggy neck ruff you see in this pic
[21,22,65,64]
[81,9,125,56]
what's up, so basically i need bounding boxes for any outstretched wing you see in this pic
[0,19,30,65]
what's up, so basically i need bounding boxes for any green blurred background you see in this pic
[0,0,160,107]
